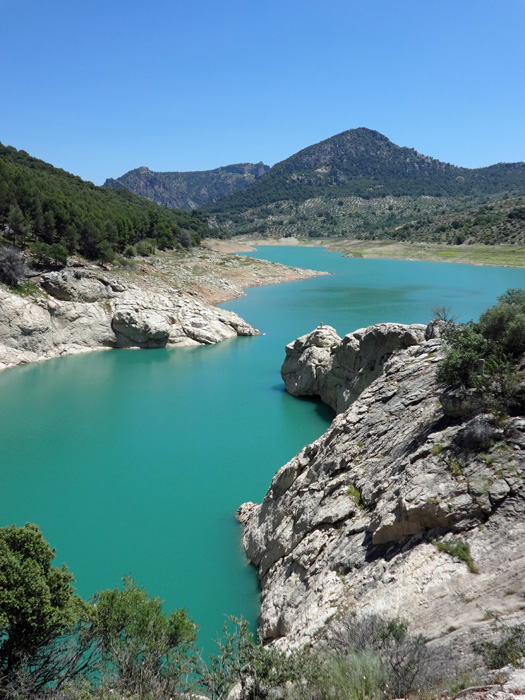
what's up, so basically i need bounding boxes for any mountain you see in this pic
[203,128,525,241]
[208,128,525,210]
[0,143,218,262]
[104,162,270,211]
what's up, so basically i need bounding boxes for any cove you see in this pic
[1,247,525,658]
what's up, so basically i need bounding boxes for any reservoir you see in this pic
[1,246,525,656]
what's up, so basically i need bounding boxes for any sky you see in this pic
[2,0,525,185]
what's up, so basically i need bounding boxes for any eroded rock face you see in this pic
[40,269,116,302]
[241,325,525,654]
[281,322,426,413]
[0,273,258,370]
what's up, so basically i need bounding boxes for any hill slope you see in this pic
[209,128,525,210]
[204,128,525,241]
[0,144,217,261]
[104,162,270,210]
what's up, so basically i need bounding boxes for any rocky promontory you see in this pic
[0,266,257,370]
[239,323,525,658]
[0,246,326,371]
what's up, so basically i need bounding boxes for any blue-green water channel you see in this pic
[1,246,525,656]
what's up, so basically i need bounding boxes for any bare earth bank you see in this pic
[207,236,525,268]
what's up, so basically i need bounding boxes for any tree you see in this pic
[6,204,27,246]
[86,576,197,697]
[31,242,68,268]
[0,524,89,696]
[0,245,29,286]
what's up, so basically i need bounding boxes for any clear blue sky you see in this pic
[2,0,525,185]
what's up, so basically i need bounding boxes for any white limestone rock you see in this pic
[0,271,258,369]
[281,322,426,413]
[241,324,525,656]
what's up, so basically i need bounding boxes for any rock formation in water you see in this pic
[281,322,426,413]
[0,267,257,370]
[238,323,525,658]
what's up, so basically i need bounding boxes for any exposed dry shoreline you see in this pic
[206,236,525,268]
[0,246,328,371]
[154,242,329,304]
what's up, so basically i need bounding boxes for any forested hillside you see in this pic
[203,129,525,242]
[208,129,525,212]
[0,144,218,262]
[104,162,270,210]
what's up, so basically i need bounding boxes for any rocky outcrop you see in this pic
[40,268,123,302]
[0,269,258,370]
[240,323,525,656]
[281,322,426,413]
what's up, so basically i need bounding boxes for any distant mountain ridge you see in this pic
[104,162,270,211]
[206,128,525,214]
[203,128,525,242]
[103,128,525,244]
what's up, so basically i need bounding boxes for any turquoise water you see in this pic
[1,246,525,656]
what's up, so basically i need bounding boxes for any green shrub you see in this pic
[477,619,525,668]
[32,241,68,267]
[0,524,90,696]
[291,649,385,700]
[479,302,525,358]
[324,612,447,698]
[200,616,319,700]
[435,322,487,387]
[135,238,157,256]
[436,289,525,414]
[434,539,478,573]
[86,576,196,698]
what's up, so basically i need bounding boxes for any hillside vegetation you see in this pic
[203,129,525,244]
[0,143,220,262]
[104,161,270,210]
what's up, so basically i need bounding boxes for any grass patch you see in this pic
[447,455,463,476]
[347,484,363,509]
[11,280,39,296]
[434,539,479,573]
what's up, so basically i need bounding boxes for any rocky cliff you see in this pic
[104,162,270,210]
[238,324,525,657]
[0,267,257,370]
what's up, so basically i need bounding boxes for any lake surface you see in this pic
[1,246,525,656]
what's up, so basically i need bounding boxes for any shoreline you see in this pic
[205,236,525,268]
[0,246,327,372]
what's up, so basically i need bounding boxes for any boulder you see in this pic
[112,306,171,348]
[440,385,485,418]
[41,269,114,302]
[453,415,504,451]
